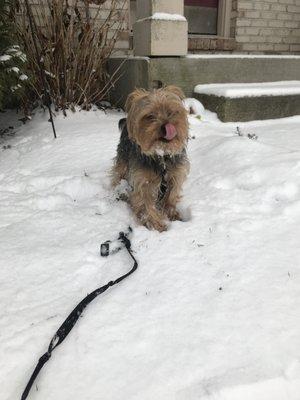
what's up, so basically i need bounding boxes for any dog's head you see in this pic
[125,86,189,156]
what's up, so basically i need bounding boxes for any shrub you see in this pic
[0,0,28,109]
[15,0,126,112]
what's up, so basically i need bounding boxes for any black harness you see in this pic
[117,118,186,202]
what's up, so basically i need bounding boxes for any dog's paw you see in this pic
[165,206,182,222]
[144,217,168,232]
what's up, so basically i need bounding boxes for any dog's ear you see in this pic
[125,88,148,113]
[164,85,185,101]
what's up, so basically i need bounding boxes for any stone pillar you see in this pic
[133,0,188,56]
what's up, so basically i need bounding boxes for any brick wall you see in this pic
[89,0,130,55]
[232,0,300,53]
[27,0,130,55]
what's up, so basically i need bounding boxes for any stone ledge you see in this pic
[108,56,300,108]
[194,92,300,122]
[188,35,236,52]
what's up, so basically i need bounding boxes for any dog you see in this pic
[111,85,189,232]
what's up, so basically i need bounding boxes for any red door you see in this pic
[184,0,218,35]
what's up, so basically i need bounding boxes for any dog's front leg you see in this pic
[129,168,167,232]
[162,161,190,221]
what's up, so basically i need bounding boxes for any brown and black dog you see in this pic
[111,86,189,231]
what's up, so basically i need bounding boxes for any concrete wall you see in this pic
[232,0,300,53]
[108,56,300,105]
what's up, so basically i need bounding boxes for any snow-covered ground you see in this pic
[1,106,300,400]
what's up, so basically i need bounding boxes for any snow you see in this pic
[194,81,300,98]
[151,12,186,21]
[187,54,300,59]
[1,107,300,400]
[0,54,12,62]
[110,55,150,61]
[184,98,205,116]
[139,13,187,22]
[9,66,20,73]
[10,84,22,92]
[19,74,28,81]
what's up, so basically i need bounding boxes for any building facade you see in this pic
[117,0,300,54]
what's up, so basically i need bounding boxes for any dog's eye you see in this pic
[145,114,155,121]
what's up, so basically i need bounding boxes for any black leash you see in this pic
[21,228,137,400]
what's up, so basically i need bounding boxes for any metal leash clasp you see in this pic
[100,227,132,257]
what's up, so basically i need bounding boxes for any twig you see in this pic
[24,0,57,139]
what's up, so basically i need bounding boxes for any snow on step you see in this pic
[151,12,186,21]
[187,54,300,59]
[194,81,300,98]
[138,13,187,22]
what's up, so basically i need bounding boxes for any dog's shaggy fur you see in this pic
[111,86,189,232]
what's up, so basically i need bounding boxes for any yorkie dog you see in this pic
[111,85,189,232]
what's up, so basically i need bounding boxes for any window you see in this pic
[184,0,218,35]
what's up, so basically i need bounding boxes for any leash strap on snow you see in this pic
[21,228,137,400]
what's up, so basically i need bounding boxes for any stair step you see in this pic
[194,81,300,122]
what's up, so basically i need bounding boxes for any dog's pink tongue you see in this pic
[164,123,177,141]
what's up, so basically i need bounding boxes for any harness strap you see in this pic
[159,171,168,201]
[21,230,137,400]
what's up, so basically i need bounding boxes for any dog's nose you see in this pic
[161,123,177,141]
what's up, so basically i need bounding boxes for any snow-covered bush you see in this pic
[0,0,28,109]
[15,0,126,113]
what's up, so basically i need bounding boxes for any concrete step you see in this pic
[194,81,300,122]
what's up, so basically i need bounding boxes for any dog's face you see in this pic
[125,86,189,156]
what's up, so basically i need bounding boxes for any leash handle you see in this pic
[21,353,51,400]
[21,228,137,400]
